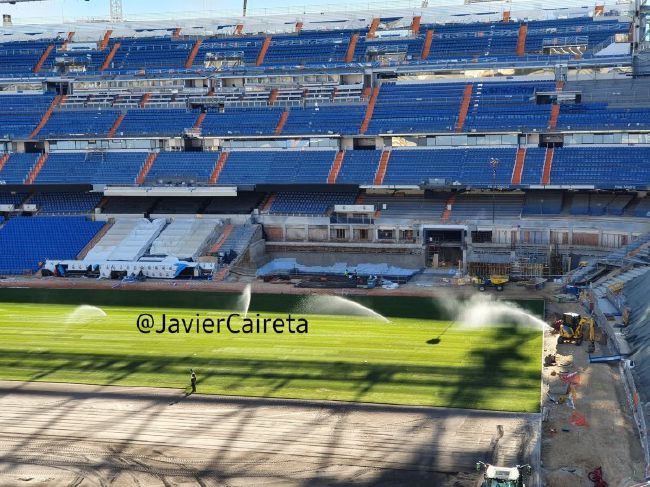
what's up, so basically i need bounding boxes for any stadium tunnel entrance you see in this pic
[423,226,465,270]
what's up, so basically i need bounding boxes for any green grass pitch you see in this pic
[0,303,542,412]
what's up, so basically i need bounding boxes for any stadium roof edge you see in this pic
[0,0,631,43]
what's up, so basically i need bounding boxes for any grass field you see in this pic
[0,301,542,412]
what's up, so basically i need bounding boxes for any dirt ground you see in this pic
[0,273,552,301]
[541,302,646,487]
[0,381,539,487]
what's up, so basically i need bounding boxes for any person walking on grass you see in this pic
[190,369,197,395]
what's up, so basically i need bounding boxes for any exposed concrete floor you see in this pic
[541,302,646,486]
[0,381,540,486]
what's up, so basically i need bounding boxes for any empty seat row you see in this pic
[268,192,358,215]
[0,216,105,275]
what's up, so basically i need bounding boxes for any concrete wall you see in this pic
[266,249,425,268]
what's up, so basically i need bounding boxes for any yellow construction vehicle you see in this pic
[473,275,509,292]
[553,312,595,351]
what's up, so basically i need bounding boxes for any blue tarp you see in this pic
[256,258,418,279]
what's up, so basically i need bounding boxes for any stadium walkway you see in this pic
[0,380,540,486]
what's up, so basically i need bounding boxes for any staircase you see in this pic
[327,150,345,184]
[193,111,206,129]
[0,154,9,172]
[29,95,62,139]
[234,24,244,36]
[61,32,75,51]
[502,10,511,22]
[373,150,391,185]
[260,193,276,212]
[268,88,279,105]
[295,21,303,33]
[33,44,54,74]
[136,152,158,185]
[455,84,473,132]
[421,29,433,60]
[411,16,421,36]
[360,86,380,134]
[107,112,126,138]
[210,224,235,253]
[185,38,203,68]
[541,148,554,185]
[77,220,114,259]
[275,111,289,135]
[256,36,272,66]
[99,30,112,50]
[548,104,560,129]
[25,153,49,184]
[172,27,182,39]
[368,18,380,38]
[345,33,359,63]
[100,42,120,71]
[139,92,152,108]
[516,24,528,56]
[441,194,456,221]
[511,147,526,185]
[209,152,229,184]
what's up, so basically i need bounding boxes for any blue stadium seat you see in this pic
[0,216,105,275]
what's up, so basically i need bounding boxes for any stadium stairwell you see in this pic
[411,16,421,36]
[542,148,554,185]
[455,84,473,132]
[209,152,229,184]
[100,42,120,71]
[210,224,234,253]
[360,86,380,134]
[421,30,433,60]
[99,30,112,50]
[328,151,345,184]
[511,147,527,185]
[76,221,114,259]
[549,104,560,129]
[61,32,75,51]
[260,193,276,212]
[268,88,279,105]
[185,39,203,68]
[275,111,289,135]
[136,153,158,185]
[345,33,359,63]
[441,194,456,221]
[374,150,391,185]
[107,112,126,138]
[295,21,303,33]
[0,154,9,172]
[516,24,528,56]
[172,27,182,39]
[502,11,511,22]
[139,93,152,108]
[234,24,244,36]
[25,153,49,184]
[368,18,380,38]
[193,111,206,129]
[256,36,272,66]
[33,44,54,74]
[29,95,63,139]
